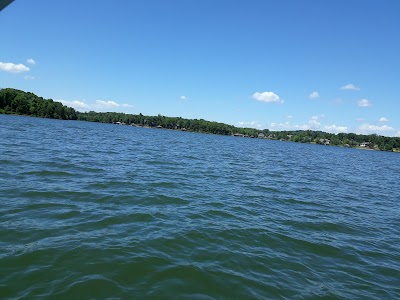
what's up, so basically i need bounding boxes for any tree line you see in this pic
[0,88,78,120]
[1,88,399,151]
[267,130,400,152]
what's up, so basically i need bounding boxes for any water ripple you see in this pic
[1,114,400,299]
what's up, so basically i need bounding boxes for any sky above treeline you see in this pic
[1,0,399,136]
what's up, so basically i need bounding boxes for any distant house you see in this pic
[232,133,244,137]
[319,138,330,145]
[258,133,265,138]
[360,142,370,147]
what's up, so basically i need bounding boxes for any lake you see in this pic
[0,114,399,299]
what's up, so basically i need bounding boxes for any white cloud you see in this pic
[378,117,389,122]
[0,61,30,73]
[269,115,325,131]
[324,124,348,133]
[309,115,324,126]
[252,91,283,104]
[358,123,395,134]
[95,100,133,111]
[180,95,187,100]
[24,75,35,80]
[58,99,132,112]
[238,121,262,128]
[340,83,360,90]
[294,124,312,130]
[358,99,371,107]
[270,121,312,131]
[270,122,292,130]
[26,58,36,65]
[96,100,120,108]
[58,99,90,111]
[309,91,319,99]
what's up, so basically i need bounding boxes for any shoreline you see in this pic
[1,112,398,153]
[1,88,399,153]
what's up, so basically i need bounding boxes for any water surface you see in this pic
[1,114,399,299]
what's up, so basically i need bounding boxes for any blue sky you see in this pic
[1,0,399,136]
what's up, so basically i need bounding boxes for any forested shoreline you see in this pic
[1,88,399,152]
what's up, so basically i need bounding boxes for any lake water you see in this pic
[1,114,399,299]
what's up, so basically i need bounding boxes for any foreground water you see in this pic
[0,114,399,299]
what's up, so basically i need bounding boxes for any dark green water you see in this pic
[0,114,399,299]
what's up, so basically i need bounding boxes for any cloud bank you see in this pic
[358,123,395,134]
[58,99,133,112]
[324,124,348,133]
[58,100,90,110]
